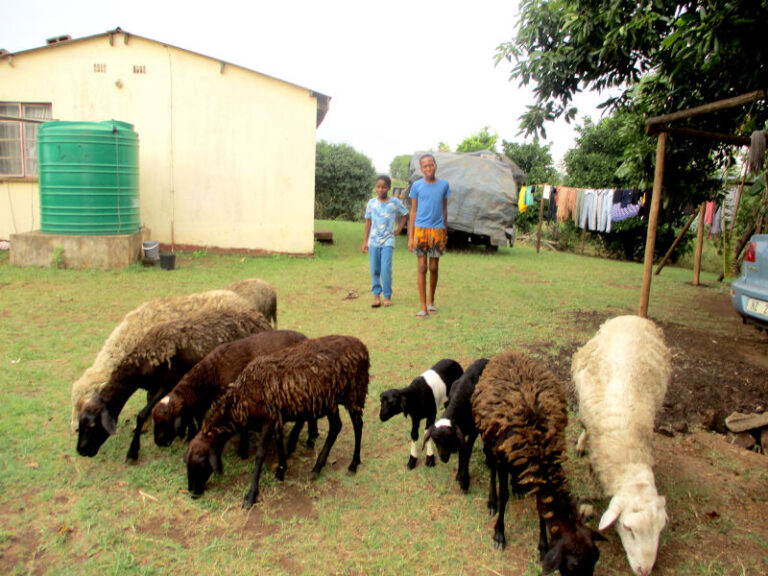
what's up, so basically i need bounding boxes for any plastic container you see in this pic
[142,240,159,260]
[159,252,176,270]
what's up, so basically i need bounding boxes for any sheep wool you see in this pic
[226,278,278,328]
[571,314,671,576]
[70,288,259,432]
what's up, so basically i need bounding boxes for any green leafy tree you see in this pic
[314,141,376,221]
[437,142,452,152]
[389,154,411,185]
[456,127,498,153]
[502,139,557,185]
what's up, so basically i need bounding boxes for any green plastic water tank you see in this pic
[38,120,140,235]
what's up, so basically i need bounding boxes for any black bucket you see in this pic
[159,252,176,270]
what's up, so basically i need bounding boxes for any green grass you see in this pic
[0,219,755,575]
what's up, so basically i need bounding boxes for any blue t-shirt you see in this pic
[365,197,408,248]
[409,178,450,228]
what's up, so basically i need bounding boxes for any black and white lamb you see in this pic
[185,334,369,509]
[379,358,463,469]
[423,358,489,492]
[152,329,316,453]
[472,351,602,576]
[76,308,271,462]
[226,278,278,328]
[571,315,671,576]
[70,288,262,432]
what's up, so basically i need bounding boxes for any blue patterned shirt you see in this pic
[365,197,409,248]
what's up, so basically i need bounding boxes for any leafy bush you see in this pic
[315,141,376,221]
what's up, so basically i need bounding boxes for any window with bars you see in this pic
[0,102,53,177]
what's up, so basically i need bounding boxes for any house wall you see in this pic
[0,33,318,253]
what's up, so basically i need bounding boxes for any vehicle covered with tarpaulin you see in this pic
[403,150,522,248]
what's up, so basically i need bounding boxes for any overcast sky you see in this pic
[2,0,612,173]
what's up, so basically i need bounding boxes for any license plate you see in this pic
[745,297,768,318]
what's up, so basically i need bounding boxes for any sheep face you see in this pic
[599,493,667,576]
[542,523,602,576]
[152,395,182,447]
[76,397,116,457]
[379,389,406,421]
[426,420,462,463]
[185,438,222,497]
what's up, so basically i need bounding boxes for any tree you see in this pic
[389,154,411,184]
[456,127,498,153]
[437,142,452,152]
[314,141,376,221]
[502,139,557,185]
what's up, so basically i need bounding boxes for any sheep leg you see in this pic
[237,428,250,459]
[457,432,478,492]
[537,516,550,562]
[493,462,509,550]
[243,421,273,509]
[273,423,287,481]
[485,445,498,515]
[311,410,342,480]
[126,387,169,463]
[285,418,304,457]
[347,409,364,474]
[306,417,319,448]
[424,415,436,467]
[407,417,421,469]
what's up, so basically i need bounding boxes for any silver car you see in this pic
[731,234,768,331]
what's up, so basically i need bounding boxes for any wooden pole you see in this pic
[693,203,706,286]
[646,90,767,127]
[535,192,545,253]
[638,132,667,318]
[654,210,698,275]
[580,225,587,255]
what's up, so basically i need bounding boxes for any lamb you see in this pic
[472,351,602,576]
[70,288,261,432]
[226,278,278,328]
[152,329,316,453]
[423,358,489,492]
[571,315,671,576]
[379,359,464,469]
[185,334,369,509]
[76,308,271,462]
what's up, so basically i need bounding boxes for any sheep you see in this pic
[379,359,464,469]
[152,329,316,453]
[76,308,271,462]
[571,315,671,576]
[423,358,489,492]
[185,334,369,509]
[472,351,602,576]
[70,288,261,432]
[226,278,278,328]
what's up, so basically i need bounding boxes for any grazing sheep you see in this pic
[379,359,464,469]
[152,329,315,451]
[473,351,602,576]
[226,278,278,328]
[571,315,671,576]
[423,358,489,491]
[76,309,271,462]
[70,288,260,432]
[185,334,369,509]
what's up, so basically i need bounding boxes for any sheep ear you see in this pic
[101,410,117,435]
[210,449,223,474]
[541,540,563,574]
[599,497,623,530]
[173,415,185,435]
[421,429,431,451]
[400,396,409,417]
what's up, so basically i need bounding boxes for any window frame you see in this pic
[0,102,53,180]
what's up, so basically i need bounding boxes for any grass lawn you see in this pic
[0,219,756,576]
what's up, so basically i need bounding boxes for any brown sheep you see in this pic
[472,351,602,576]
[76,309,271,462]
[185,335,369,509]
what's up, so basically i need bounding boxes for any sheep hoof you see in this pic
[487,503,497,516]
[407,456,418,470]
[274,466,286,481]
[310,469,321,481]
[305,438,316,449]
[493,534,505,550]
[425,455,436,468]
[460,481,470,493]
[347,462,359,474]
[125,454,139,465]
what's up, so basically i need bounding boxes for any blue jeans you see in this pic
[369,245,394,299]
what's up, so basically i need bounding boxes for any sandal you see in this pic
[371,296,381,308]
[415,310,428,318]
[382,299,392,307]
[427,305,438,313]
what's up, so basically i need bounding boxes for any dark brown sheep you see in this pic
[76,309,271,463]
[185,334,369,509]
[472,351,602,576]
[152,329,313,451]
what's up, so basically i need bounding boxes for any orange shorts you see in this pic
[413,227,447,258]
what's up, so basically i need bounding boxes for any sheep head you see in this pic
[185,436,223,498]
[76,396,116,457]
[379,389,406,421]
[599,477,667,576]
[424,418,464,463]
[542,521,603,576]
[152,394,184,447]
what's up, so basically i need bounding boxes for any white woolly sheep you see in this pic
[185,334,369,509]
[76,308,271,462]
[226,278,278,328]
[571,315,671,576]
[379,358,464,469]
[473,351,602,576]
[70,288,260,432]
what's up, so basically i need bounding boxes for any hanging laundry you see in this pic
[519,185,528,213]
[542,185,552,201]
